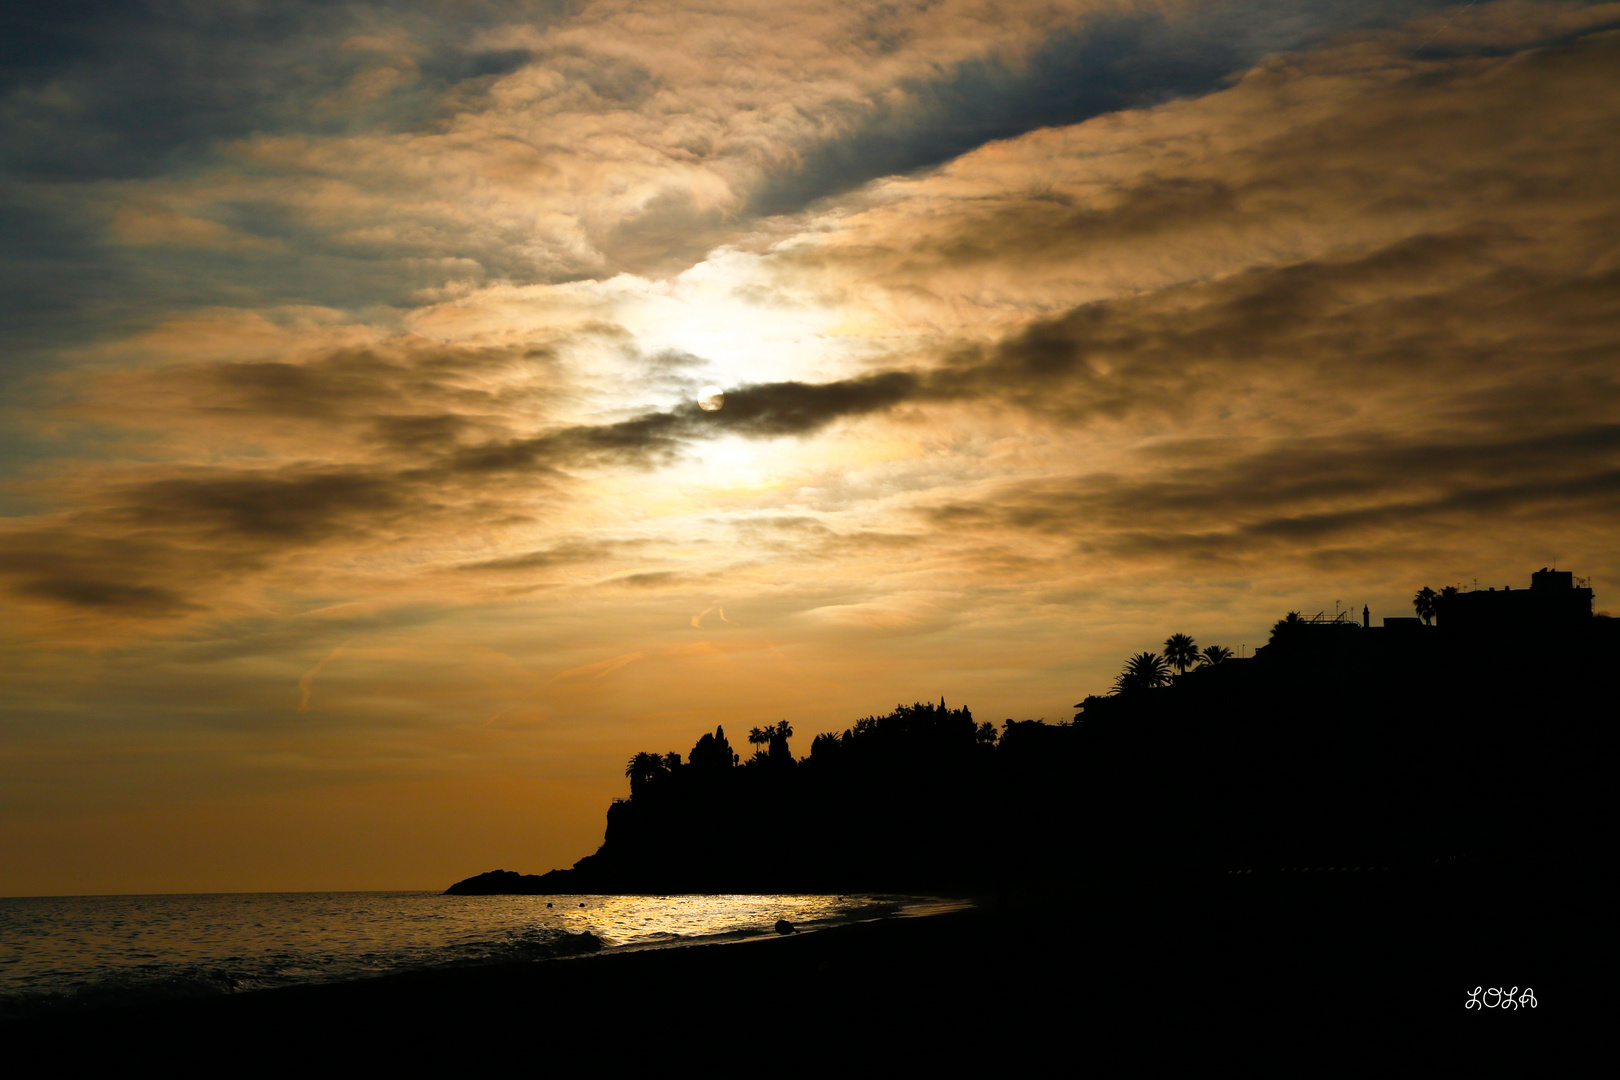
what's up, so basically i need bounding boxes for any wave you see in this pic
[0,926,606,1022]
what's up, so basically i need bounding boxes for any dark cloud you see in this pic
[754,219,1610,450]
[927,223,1620,426]
[459,538,637,572]
[432,369,925,477]
[442,411,683,475]
[73,339,568,462]
[699,372,923,437]
[923,421,1620,567]
[0,529,205,618]
[123,469,413,543]
[368,414,475,453]
[15,576,197,615]
[617,570,681,587]
[0,1,576,181]
[207,355,428,420]
[195,343,557,421]
[0,462,442,620]
[752,14,1235,215]
[749,0,1457,216]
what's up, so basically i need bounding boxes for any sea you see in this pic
[0,891,965,1021]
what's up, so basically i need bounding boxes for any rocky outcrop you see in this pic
[443,868,577,895]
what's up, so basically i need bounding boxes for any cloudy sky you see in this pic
[3,0,1617,894]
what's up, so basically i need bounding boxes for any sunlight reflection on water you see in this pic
[0,891,966,1018]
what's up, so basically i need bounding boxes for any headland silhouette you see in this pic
[450,566,1611,896]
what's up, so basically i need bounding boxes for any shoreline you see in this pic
[5,862,1593,1059]
[0,890,972,1023]
[7,905,1012,1062]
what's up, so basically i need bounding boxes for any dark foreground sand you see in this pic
[5,862,1589,1066]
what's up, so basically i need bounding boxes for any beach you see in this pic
[3,861,1582,1063]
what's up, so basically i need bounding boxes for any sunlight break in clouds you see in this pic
[2,1,1618,894]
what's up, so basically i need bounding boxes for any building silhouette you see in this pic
[1437,568,1594,635]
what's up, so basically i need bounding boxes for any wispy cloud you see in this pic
[553,651,645,681]
[298,643,351,712]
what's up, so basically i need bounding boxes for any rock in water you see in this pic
[555,931,604,955]
[775,919,796,935]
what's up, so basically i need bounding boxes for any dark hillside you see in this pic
[450,574,1613,896]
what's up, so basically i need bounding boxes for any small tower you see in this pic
[1362,604,1370,629]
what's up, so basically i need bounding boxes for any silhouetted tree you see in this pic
[1198,644,1234,666]
[1163,633,1198,677]
[1269,611,1305,646]
[1414,586,1438,625]
[744,722,795,766]
[1113,652,1171,695]
[626,752,662,798]
[767,720,793,763]
[975,721,998,744]
[688,726,736,772]
[810,731,842,762]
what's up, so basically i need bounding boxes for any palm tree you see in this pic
[625,751,662,798]
[1413,586,1438,625]
[1437,585,1457,625]
[1269,611,1304,645]
[745,722,794,765]
[767,720,793,763]
[1163,633,1197,677]
[1113,652,1172,695]
[1198,644,1234,666]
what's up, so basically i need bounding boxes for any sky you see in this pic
[3,0,1618,895]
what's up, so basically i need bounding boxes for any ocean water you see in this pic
[0,892,964,1020]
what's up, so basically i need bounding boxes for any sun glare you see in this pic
[689,435,774,491]
[620,253,861,389]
